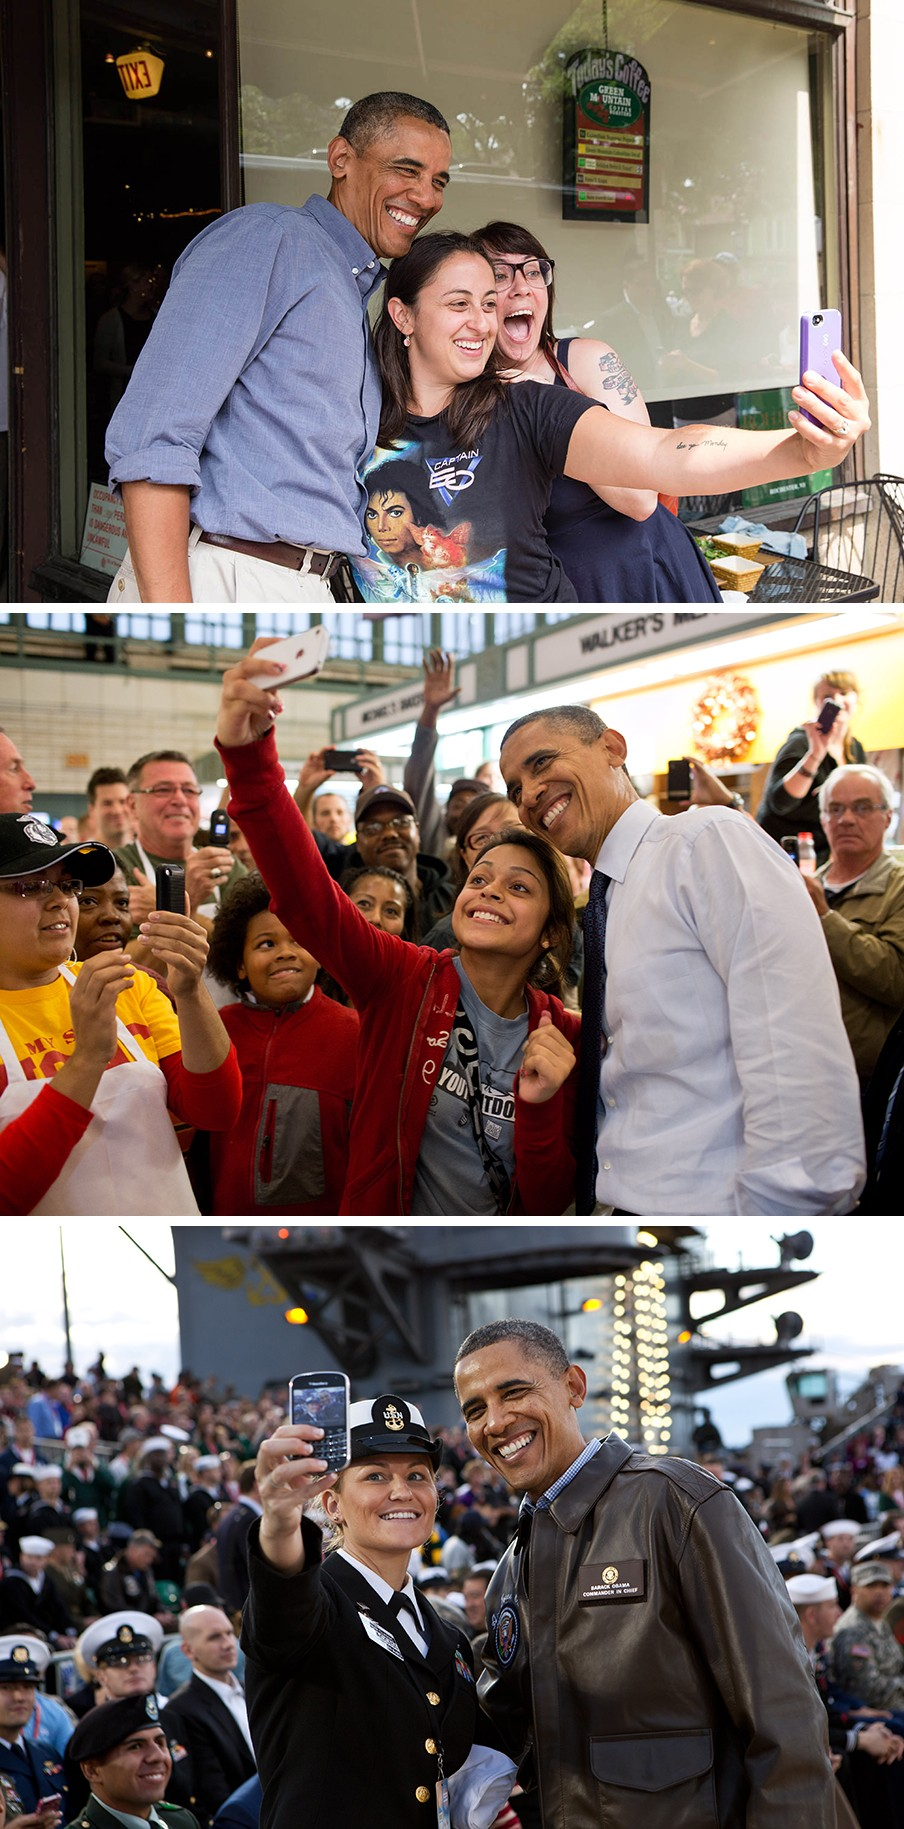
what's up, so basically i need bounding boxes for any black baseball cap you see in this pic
[0,813,115,885]
[68,1693,164,1764]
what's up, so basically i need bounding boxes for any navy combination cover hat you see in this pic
[0,1642,43,1683]
[0,813,115,885]
[349,1395,442,1469]
[68,1693,163,1764]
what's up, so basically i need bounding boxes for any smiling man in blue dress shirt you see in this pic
[105,92,451,604]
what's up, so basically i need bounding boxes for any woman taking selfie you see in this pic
[473,219,721,603]
[215,641,580,1217]
[349,232,868,604]
[246,1396,514,1829]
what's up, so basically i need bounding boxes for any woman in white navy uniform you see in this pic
[242,1395,515,1829]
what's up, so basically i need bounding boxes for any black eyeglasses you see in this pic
[491,258,554,292]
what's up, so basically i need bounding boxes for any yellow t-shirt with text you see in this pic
[0,965,181,1093]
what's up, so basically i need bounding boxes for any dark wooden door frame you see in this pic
[1,0,55,602]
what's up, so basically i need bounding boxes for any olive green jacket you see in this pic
[817,851,904,1076]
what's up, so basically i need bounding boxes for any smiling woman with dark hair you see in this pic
[472,219,721,603]
[215,642,582,1217]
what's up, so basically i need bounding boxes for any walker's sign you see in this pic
[563,48,651,222]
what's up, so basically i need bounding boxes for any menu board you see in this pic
[562,48,651,223]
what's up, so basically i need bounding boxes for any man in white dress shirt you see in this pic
[500,704,865,1216]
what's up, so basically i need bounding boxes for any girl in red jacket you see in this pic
[206,873,359,1214]
[214,643,581,1218]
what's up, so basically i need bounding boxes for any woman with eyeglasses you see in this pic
[347,232,868,604]
[0,814,241,1215]
[473,220,721,603]
[215,643,581,1216]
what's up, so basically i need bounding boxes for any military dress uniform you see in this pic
[241,1396,494,1829]
[0,1641,69,1817]
[63,1694,200,1829]
[65,1798,199,1829]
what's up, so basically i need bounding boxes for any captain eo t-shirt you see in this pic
[351,383,597,603]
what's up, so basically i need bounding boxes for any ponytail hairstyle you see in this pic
[375,233,509,449]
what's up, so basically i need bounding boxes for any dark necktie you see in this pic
[575,869,612,1215]
[387,1590,422,1634]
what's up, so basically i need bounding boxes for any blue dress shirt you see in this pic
[106,194,385,553]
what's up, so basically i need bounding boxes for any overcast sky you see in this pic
[1,1221,897,1450]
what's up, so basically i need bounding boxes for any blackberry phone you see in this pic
[289,1370,351,1473]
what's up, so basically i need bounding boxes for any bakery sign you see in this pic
[562,48,651,223]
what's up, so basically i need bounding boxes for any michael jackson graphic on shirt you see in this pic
[351,384,597,604]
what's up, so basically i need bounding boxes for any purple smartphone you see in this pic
[799,310,843,426]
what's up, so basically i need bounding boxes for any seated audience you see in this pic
[0,1637,70,1821]
[65,1691,200,1829]
[206,875,359,1215]
[787,1572,904,1829]
[0,1536,75,1644]
[831,1561,904,1710]
[162,1608,255,1829]
[799,765,904,1080]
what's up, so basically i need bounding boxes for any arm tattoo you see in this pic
[675,437,728,453]
[597,350,640,408]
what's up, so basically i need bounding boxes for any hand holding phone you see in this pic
[245,625,330,689]
[289,1370,351,1473]
[155,863,186,914]
[798,309,843,426]
[666,758,692,802]
[321,749,364,775]
[816,698,841,736]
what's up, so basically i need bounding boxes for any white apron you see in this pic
[0,965,200,1214]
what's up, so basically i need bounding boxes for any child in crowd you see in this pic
[206,874,359,1215]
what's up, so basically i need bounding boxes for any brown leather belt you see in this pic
[199,531,341,578]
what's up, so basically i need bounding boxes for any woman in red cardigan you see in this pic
[215,640,580,1218]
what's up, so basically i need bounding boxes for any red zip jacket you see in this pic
[210,992,359,1215]
[220,731,580,1217]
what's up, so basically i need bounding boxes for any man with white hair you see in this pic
[0,1537,76,1644]
[802,763,904,1080]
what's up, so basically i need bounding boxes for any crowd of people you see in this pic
[0,635,902,1215]
[99,89,871,607]
[1,1345,903,1829]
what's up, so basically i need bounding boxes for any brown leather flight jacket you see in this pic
[478,1436,834,1829]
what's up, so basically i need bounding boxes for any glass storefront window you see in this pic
[237,1,836,420]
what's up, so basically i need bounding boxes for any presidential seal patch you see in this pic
[20,818,58,848]
[493,1601,520,1667]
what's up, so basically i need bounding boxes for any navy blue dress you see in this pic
[544,340,722,603]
